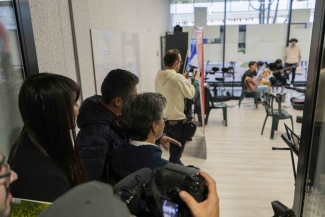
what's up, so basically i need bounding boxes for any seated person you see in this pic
[268,59,287,93]
[242,61,269,101]
[112,93,170,180]
[9,73,88,202]
[256,61,264,75]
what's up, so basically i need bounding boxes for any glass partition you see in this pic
[0,1,24,157]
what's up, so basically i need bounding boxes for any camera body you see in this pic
[114,164,207,217]
[146,164,207,217]
[187,65,198,77]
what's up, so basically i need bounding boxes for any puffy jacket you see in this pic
[112,141,169,181]
[77,95,127,182]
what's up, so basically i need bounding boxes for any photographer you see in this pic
[155,49,200,165]
[39,169,219,217]
[179,170,220,217]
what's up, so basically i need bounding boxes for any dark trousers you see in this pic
[164,121,187,164]
[270,74,287,86]
[285,63,297,84]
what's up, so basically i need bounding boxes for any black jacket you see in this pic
[77,95,127,182]
[112,141,169,181]
[10,136,71,202]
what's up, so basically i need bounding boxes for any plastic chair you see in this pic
[238,79,258,108]
[261,93,294,140]
[205,86,227,126]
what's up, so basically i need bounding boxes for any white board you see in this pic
[90,29,141,94]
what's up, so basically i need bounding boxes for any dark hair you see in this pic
[121,93,166,141]
[289,38,298,43]
[101,69,139,104]
[9,73,87,186]
[275,59,282,65]
[164,49,180,67]
[257,61,264,66]
[248,61,257,68]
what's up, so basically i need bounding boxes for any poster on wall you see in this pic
[90,29,141,94]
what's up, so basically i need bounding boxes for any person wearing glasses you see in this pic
[155,49,200,165]
[111,93,169,180]
[0,152,17,217]
[8,73,88,202]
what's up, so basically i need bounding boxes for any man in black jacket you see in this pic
[77,69,180,183]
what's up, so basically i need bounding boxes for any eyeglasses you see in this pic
[0,158,11,189]
[178,60,183,65]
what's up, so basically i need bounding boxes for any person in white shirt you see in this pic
[155,49,200,165]
[284,38,301,87]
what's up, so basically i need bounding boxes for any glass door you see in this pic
[302,35,325,216]
[0,0,25,157]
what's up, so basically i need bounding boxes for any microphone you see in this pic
[113,168,152,212]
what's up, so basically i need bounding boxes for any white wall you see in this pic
[183,23,312,64]
[29,0,171,97]
[291,9,311,23]
[246,24,288,62]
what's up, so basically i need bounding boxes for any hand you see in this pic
[183,71,190,79]
[159,136,181,151]
[179,170,219,217]
[194,70,201,80]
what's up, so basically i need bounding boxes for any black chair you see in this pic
[238,79,258,108]
[261,93,294,140]
[197,86,227,126]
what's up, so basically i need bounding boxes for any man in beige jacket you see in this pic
[155,49,200,164]
[284,38,301,87]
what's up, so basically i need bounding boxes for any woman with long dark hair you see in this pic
[8,73,87,202]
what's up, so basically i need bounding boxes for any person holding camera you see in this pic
[179,170,220,217]
[38,170,219,217]
[155,49,200,165]
[111,93,170,180]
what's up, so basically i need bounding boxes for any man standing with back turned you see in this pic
[155,49,200,165]
[284,38,301,87]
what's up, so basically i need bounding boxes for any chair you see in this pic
[261,93,294,140]
[204,86,228,126]
[238,79,258,108]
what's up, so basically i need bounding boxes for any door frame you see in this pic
[13,0,39,77]
[293,0,325,215]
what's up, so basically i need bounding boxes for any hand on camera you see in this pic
[179,170,219,217]
[184,71,191,79]
[194,71,201,80]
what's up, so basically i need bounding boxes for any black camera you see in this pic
[114,164,207,217]
[187,65,198,77]
[146,164,207,217]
